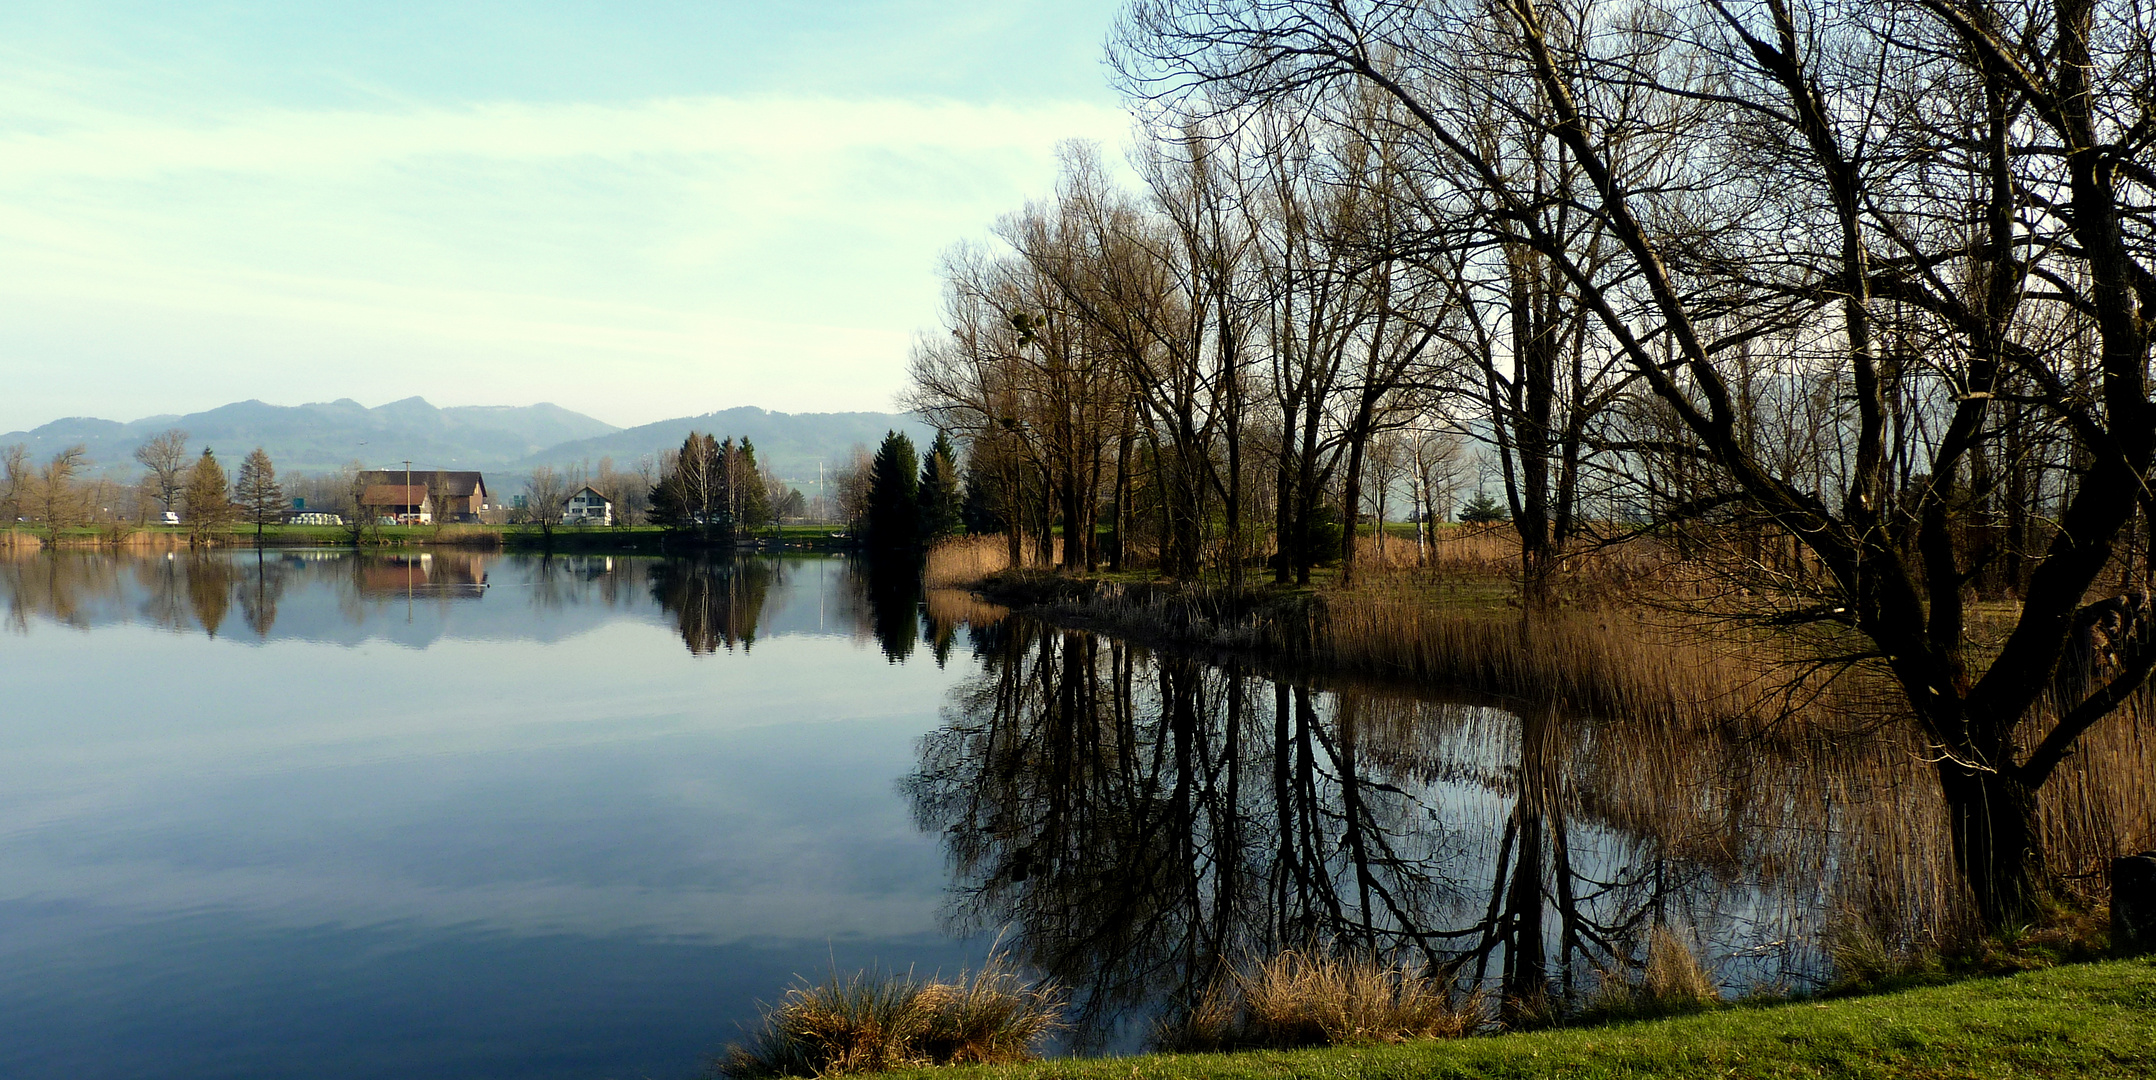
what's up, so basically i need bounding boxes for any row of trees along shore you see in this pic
[1,431,705,540]
[3,438,285,543]
[642,428,964,551]
[904,0,2156,931]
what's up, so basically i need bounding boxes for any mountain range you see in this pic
[3,398,934,484]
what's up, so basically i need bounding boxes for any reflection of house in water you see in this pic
[354,553,491,599]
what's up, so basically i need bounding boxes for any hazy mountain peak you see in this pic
[4,398,923,484]
[3,398,619,474]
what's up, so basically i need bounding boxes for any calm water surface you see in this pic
[1,549,1860,1079]
[1,551,990,1080]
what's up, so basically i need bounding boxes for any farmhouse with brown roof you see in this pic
[354,471,493,523]
[360,484,434,525]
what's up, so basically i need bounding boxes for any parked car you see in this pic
[161,511,181,527]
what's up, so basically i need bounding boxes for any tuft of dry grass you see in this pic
[1582,926,1724,1021]
[715,953,1063,1078]
[1155,948,1481,1052]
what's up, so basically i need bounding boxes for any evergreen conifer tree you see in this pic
[1457,490,1509,524]
[916,432,962,544]
[866,430,920,550]
[233,446,284,545]
[736,438,771,531]
[183,447,235,541]
[960,460,1003,536]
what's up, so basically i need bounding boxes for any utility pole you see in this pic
[403,460,413,526]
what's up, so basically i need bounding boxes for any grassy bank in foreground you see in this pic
[891,960,2155,1080]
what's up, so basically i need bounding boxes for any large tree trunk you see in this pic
[1937,761,2049,927]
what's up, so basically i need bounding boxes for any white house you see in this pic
[563,486,613,526]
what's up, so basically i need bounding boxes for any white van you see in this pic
[161,511,180,527]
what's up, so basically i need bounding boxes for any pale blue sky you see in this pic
[0,2,1132,432]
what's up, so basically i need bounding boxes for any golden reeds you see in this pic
[716,953,1063,1078]
[1156,949,1481,1052]
[1321,582,1824,732]
[924,535,1014,588]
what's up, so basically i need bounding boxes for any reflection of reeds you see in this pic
[116,530,185,550]
[925,587,1009,629]
[716,953,1062,1078]
[1156,949,1481,1052]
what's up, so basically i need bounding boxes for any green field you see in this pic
[887,960,2156,1080]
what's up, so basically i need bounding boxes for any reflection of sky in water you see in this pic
[0,553,982,1080]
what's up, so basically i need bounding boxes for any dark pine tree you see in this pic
[866,430,920,550]
[959,455,1004,536]
[1457,490,1509,524]
[916,432,962,544]
[735,438,771,531]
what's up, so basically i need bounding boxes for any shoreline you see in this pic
[881,959,2156,1080]
[1,524,863,555]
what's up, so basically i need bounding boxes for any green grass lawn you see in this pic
[891,960,2156,1080]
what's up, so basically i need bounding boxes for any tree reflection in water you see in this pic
[906,619,1843,1045]
[650,557,774,654]
[859,554,925,662]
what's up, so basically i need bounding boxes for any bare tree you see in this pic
[1112,0,2156,927]
[522,466,571,547]
[31,445,90,533]
[132,428,191,517]
[2,444,32,526]
[335,460,376,546]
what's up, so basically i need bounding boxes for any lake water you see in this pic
[0,549,1909,1078]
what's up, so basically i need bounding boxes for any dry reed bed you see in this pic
[924,535,1016,589]
[966,534,2153,954]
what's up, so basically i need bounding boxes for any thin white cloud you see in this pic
[0,95,1131,177]
[0,92,1134,428]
